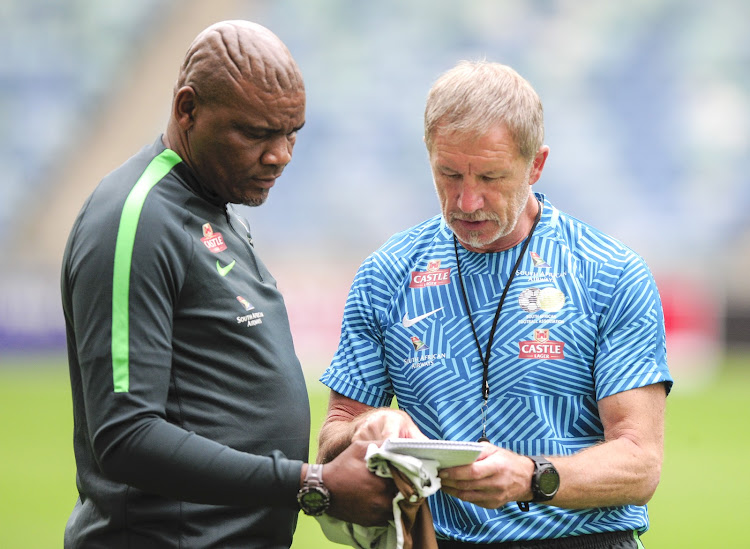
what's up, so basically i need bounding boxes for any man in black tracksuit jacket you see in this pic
[61,20,394,548]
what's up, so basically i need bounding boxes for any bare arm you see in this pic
[551,382,666,507]
[317,391,427,463]
[439,382,667,509]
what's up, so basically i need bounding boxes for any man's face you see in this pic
[430,124,544,253]
[186,82,305,206]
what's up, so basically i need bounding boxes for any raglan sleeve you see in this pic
[320,253,395,408]
[591,252,673,401]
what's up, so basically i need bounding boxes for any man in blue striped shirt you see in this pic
[318,61,672,548]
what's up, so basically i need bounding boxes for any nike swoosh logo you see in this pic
[402,307,443,328]
[216,260,236,277]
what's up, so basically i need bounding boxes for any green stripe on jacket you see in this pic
[111,149,182,392]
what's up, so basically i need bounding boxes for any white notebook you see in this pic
[382,438,484,468]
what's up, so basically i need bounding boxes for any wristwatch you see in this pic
[297,463,331,516]
[517,456,559,512]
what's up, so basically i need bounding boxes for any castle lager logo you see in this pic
[518,329,565,360]
[410,259,451,288]
[201,223,227,253]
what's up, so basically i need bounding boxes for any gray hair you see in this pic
[424,61,544,160]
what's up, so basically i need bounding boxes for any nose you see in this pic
[261,134,293,166]
[457,179,483,213]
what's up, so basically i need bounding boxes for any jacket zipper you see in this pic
[225,206,263,281]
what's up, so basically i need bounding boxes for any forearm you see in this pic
[317,416,357,463]
[440,384,666,510]
[544,383,667,509]
[96,416,303,507]
[318,396,427,463]
[550,435,662,509]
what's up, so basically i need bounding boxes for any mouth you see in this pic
[450,217,496,233]
[455,219,486,228]
[251,174,281,189]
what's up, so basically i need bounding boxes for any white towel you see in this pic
[315,441,441,549]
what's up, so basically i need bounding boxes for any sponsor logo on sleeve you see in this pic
[201,223,227,253]
[518,329,565,360]
[409,259,451,288]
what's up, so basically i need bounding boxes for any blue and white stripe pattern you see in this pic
[321,193,672,543]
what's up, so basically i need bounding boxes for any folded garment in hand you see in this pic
[315,440,441,549]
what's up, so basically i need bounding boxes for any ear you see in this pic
[528,145,550,186]
[172,86,198,132]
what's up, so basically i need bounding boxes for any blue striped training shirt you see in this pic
[320,193,672,543]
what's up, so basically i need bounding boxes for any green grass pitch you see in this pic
[1,354,747,548]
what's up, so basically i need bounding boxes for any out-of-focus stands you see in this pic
[1,0,748,361]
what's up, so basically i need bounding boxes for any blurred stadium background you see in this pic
[0,0,748,546]
[2,0,749,373]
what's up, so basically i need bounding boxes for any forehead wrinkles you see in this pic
[435,140,504,171]
[433,128,523,171]
[179,22,304,100]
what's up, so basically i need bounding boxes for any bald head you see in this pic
[164,20,306,206]
[176,20,304,106]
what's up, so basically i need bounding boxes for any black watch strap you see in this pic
[517,456,559,512]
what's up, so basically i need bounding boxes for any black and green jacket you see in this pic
[61,137,310,548]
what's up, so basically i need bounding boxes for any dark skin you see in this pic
[164,21,304,207]
[164,21,396,526]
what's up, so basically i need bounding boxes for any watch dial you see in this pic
[301,488,330,515]
[539,470,559,495]
[305,492,325,506]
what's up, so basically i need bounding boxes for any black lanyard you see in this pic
[452,200,542,442]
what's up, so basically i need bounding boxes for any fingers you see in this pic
[404,423,430,440]
[439,485,505,509]
[351,408,425,443]
[439,443,499,484]
[351,413,395,442]
[325,442,398,526]
[439,467,510,509]
[439,461,494,489]
[437,445,529,509]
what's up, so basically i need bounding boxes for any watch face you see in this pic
[300,488,330,515]
[538,469,560,496]
[303,491,326,507]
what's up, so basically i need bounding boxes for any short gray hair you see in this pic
[424,61,544,160]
